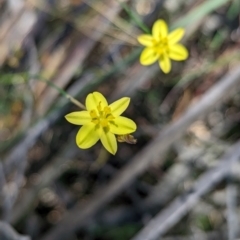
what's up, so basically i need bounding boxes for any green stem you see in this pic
[118,1,151,34]
[27,74,86,110]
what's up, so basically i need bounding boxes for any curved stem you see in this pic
[28,74,86,110]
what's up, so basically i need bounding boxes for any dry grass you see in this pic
[1,0,240,239]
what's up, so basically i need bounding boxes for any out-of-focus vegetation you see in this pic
[1,0,240,239]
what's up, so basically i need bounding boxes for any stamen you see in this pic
[90,102,115,127]
[104,106,111,114]
[154,37,169,55]
[90,110,98,118]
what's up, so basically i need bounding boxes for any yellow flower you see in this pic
[138,19,188,74]
[65,92,137,155]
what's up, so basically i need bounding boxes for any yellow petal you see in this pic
[65,111,91,125]
[140,47,159,65]
[100,129,117,155]
[137,34,154,47]
[109,116,136,135]
[109,97,130,117]
[168,28,185,44]
[152,19,168,41]
[159,53,171,74]
[76,123,99,149]
[169,44,188,61]
[86,92,108,111]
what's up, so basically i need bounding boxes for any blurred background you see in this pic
[1,0,240,239]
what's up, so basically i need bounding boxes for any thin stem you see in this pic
[66,94,86,110]
[117,0,151,34]
[82,0,137,40]
[28,74,86,110]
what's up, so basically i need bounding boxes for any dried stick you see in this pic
[226,168,239,240]
[131,140,240,240]
[160,229,226,240]
[41,67,240,240]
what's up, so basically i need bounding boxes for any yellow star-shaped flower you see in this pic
[65,92,137,155]
[138,19,188,74]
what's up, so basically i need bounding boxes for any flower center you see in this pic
[90,102,114,128]
[154,37,169,55]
